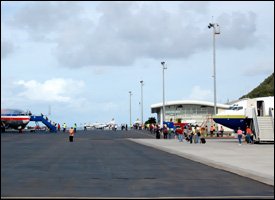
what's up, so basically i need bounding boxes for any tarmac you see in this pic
[129,137,274,186]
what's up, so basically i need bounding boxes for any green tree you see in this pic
[145,117,156,125]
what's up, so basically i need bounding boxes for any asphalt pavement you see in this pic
[1,130,274,198]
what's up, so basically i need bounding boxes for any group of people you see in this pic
[237,126,254,145]
[150,123,205,144]
[61,123,77,132]
[174,124,204,144]
[120,124,128,131]
[149,122,255,145]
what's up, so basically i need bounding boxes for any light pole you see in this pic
[161,61,167,127]
[140,80,144,126]
[208,22,220,115]
[129,91,132,128]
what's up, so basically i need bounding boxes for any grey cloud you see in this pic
[7,2,262,68]
[9,2,83,41]
[178,1,210,15]
[217,12,258,49]
[55,2,211,68]
[1,40,14,59]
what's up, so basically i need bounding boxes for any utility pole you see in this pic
[129,91,132,128]
[161,61,167,127]
[140,80,144,126]
[208,21,220,115]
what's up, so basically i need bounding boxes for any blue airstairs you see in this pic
[30,115,57,132]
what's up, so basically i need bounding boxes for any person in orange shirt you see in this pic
[210,125,214,137]
[246,126,253,144]
[69,127,74,142]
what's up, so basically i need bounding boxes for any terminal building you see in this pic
[151,100,230,126]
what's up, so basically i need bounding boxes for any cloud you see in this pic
[1,40,14,59]
[187,85,212,101]
[6,2,262,68]
[9,2,84,41]
[53,2,211,68]
[14,78,85,103]
[217,11,258,49]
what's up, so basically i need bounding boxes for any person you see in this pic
[125,124,128,131]
[57,123,61,131]
[150,124,154,134]
[200,126,205,138]
[237,127,243,145]
[155,125,161,139]
[63,123,67,132]
[205,125,208,137]
[74,123,77,133]
[168,128,172,139]
[189,130,194,144]
[176,126,183,142]
[195,130,201,144]
[219,126,224,137]
[245,126,253,144]
[163,124,168,139]
[84,123,87,131]
[69,127,74,142]
[210,125,214,137]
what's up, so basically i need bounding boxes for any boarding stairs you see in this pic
[200,114,214,130]
[255,116,274,142]
[30,115,57,132]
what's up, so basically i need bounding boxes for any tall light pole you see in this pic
[161,61,167,127]
[208,22,220,115]
[140,80,144,126]
[129,91,132,128]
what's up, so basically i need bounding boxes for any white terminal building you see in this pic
[151,100,230,126]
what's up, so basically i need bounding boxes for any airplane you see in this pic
[1,109,31,132]
[91,122,109,129]
[213,96,274,132]
[85,118,117,130]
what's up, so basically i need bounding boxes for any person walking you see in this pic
[69,127,74,142]
[237,127,243,145]
[57,123,61,131]
[245,126,253,144]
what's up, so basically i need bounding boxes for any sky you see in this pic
[1,1,274,127]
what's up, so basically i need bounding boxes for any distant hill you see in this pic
[240,73,274,99]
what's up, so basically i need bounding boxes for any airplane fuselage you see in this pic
[1,109,31,131]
